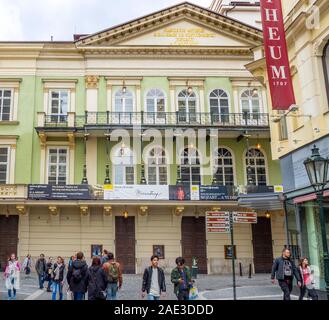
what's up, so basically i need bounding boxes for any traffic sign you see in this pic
[233,212,257,224]
[206,211,230,233]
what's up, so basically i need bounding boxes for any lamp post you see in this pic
[304,144,329,299]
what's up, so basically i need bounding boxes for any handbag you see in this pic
[91,270,106,300]
[189,286,199,300]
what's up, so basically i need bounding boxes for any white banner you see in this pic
[104,184,169,200]
[190,185,200,201]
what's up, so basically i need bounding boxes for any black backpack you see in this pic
[72,267,83,283]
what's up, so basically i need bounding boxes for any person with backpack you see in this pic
[51,256,65,300]
[67,251,88,300]
[102,252,122,300]
[171,257,193,300]
[298,257,318,300]
[35,254,47,290]
[86,256,108,300]
[22,254,32,278]
[271,248,302,300]
[45,257,54,292]
[141,255,166,300]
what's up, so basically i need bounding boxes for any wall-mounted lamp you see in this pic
[265,211,271,219]
[122,80,127,94]
[186,80,193,95]
[123,209,129,219]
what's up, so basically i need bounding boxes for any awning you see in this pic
[238,193,283,210]
[293,190,329,204]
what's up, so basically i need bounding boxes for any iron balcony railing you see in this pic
[42,112,269,128]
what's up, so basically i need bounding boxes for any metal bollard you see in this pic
[239,262,243,277]
[248,264,252,278]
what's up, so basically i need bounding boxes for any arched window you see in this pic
[180,147,201,185]
[178,90,197,123]
[240,89,260,123]
[213,148,234,186]
[114,89,134,124]
[145,89,166,123]
[209,89,230,123]
[113,146,134,185]
[147,147,167,185]
[245,148,267,186]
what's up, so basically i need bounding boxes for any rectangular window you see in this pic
[0,147,9,184]
[49,90,69,122]
[0,89,13,121]
[279,116,288,140]
[47,148,68,185]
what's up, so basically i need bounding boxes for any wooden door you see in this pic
[115,217,136,274]
[181,217,207,274]
[252,217,274,273]
[0,216,19,271]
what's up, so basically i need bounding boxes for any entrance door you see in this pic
[115,217,136,274]
[0,216,19,271]
[181,217,207,274]
[252,217,274,273]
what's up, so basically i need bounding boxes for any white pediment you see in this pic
[117,20,250,47]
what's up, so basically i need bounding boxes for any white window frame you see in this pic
[0,146,10,184]
[177,89,199,122]
[180,147,201,185]
[244,147,268,186]
[212,147,235,186]
[112,146,136,185]
[240,89,261,114]
[144,88,167,124]
[48,89,70,122]
[146,146,168,185]
[0,88,14,121]
[46,147,69,185]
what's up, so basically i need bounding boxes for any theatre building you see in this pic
[0,2,286,274]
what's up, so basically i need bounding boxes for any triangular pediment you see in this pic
[76,2,262,49]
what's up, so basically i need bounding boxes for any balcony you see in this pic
[36,111,269,131]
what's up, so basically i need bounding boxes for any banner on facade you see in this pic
[28,184,92,200]
[104,184,169,200]
[260,0,296,110]
[200,185,237,201]
[169,185,191,201]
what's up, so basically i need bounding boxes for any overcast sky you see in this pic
[0,0,211,41]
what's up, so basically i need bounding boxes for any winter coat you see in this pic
[45,262,53,281]
[299,266,315,288]
[271,256,301,281]
[171,266,192,295]
[4,260,21,290]
[142,266,166,294]
[35,258,46,275]
[67,260,88,293]
[102,261,123,287]
[52,263,65,284]
[86,266,108,300]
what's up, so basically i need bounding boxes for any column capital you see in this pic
[85,75,100,89]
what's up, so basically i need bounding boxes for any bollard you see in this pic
[239,262,243,277]
[248,264,252,278]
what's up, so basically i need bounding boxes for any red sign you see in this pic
[206,211,230,233]
[260,0,296,110]
[233,212,257,224]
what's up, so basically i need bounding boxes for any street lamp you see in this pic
[303,144,329,299]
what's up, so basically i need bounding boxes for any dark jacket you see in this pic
[52,263,65,283]
[46,262,53,281]
[86,266,108,300]
[67,260,88,293]
[171,266,192,295]
[35,258,46,275]
[101,256,109,266]
[271,256,301,281]
[142,266,166,294]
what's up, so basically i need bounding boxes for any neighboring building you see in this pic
[210,0,262,29]
[0,2,285,274]
[248,0,329,289]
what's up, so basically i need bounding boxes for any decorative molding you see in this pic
[0,78,22,83]
[80,206,89,216]
[173,206,184,216]
[67,132,75,150]
[103,206,112,216]
[16,205,27,215]
[138,206,148,216]
[38,132,47,150]
[85,75,100,89]
[49,206,59,216]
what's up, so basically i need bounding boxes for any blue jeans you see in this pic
[73,292,85,300]
[38,273,45,289]
[106,282,118,300]
[52,282,63,300]
[8,278,16,300]
[147,294,160,300]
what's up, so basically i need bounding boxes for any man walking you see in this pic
[35,254,47,289]
[67,251,88,300]
[141,255,166,300]
[103,252,122,300]
[171,257,193,300]
[271,248,302,300]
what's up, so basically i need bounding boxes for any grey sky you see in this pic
[0,0,211,41]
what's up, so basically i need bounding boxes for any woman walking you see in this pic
[299,257,318,300]
[86,256,108,300]
[52,257,65,300]
[4,253,21,300]
[22,254,32,278]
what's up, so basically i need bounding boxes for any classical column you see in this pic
[199,86,205,113]
[136,85,141,112]
[170,85,176,113]
[107,84,112,112]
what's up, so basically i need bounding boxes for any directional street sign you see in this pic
[206,211,230,233]
[233,212,257,224]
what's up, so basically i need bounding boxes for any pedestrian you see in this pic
[35,254,47,290]
[86,256,108,300]
[271,248,302,300]
[101,250,109,265]
[22,254,32,278]
[102,252,122,300]
[141,255,166,300]
[46,257,54,292]
[68,255,75,269]
[171,257,193,300]
[52,256,65,300]
[298,257,318,300]
[66,251,88,300]
[4,253,21,300]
